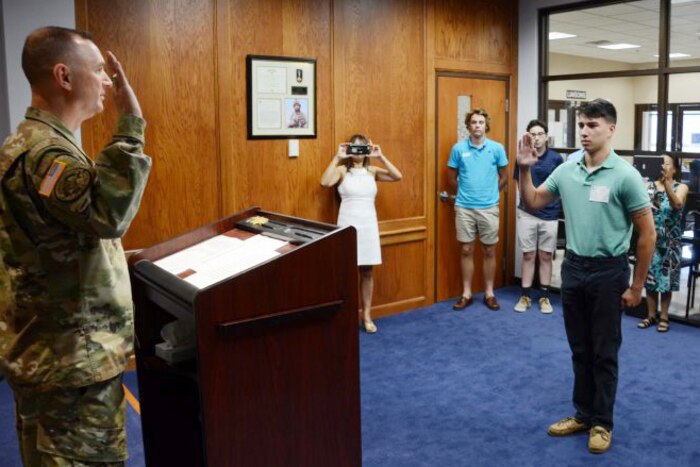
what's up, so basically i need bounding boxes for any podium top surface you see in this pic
[128,207,348,296]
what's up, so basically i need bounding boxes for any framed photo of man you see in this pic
[246,55,317,139]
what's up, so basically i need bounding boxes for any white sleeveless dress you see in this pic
[337,167,382,266]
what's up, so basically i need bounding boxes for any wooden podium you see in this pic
[128,207,361,467]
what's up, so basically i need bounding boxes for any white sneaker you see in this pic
[514,296,531,312]
[539,297,553,314]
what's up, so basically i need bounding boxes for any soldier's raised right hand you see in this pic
[106,51,142,118]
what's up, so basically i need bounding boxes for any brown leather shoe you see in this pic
[484,295,500,310]
[453,296,474,310]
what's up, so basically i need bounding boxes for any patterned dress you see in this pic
[645,181,682,292]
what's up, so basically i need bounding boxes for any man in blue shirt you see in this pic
[448,108,508,311]
[517,99,656,454]
[513,119,564,313]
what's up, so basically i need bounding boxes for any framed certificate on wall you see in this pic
[246,55,317,139]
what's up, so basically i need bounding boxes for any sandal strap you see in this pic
[638,317,657,328]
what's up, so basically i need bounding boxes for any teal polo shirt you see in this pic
[447,137,508,208]
[544,150,649,257]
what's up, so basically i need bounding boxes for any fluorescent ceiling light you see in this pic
[597,43,641,50]
[549,32,576,40]
[653,53,691,58]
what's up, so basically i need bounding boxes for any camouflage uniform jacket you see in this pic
[0,107,151,392]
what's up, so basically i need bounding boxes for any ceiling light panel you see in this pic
[597,43,642,50]
[549,32,576,40]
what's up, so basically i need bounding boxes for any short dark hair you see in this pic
[22,26,93,86]
[465,108,490,132]
[578,98,617,124]
[344,133,370,170]
[526,119,548,133]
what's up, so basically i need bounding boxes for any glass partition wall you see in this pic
[541,0,700,168]
[539,1,700,324]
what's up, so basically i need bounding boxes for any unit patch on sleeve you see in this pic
[38,160,67,197]
[54,168,92,202]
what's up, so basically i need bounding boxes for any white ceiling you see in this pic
[549,0,700,65]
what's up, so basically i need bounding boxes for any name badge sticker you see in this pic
[462,151,471,159]
[589,185,610,203]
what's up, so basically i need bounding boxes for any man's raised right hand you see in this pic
[517,133,539,167]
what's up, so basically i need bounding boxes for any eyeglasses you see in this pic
[529,132,547,138]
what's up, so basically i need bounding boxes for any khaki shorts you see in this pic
[516,209,558,253]
[455,205,500,245]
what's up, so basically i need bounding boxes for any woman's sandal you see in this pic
[637,316,657,329]
[657,318,670,333]
[362,320,377,334]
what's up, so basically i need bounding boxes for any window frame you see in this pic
[539,0,700,160]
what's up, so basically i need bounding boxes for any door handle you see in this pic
[439,191,455,203]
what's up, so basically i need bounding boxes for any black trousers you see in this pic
[561,251,630,431]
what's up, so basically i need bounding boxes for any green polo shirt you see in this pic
[545,150,649,257]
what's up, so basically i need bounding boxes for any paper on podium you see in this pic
[154,234,288,289]
[154,235,243,275]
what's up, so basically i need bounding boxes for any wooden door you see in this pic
[436,75,509,302]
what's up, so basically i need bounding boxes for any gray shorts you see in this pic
[516,209,558,253]
[455,205,500,245]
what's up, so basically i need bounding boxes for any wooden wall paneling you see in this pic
[433,0,514,68]
[217,0,335,224]
[75,0,518,317]
[480,0,515,66]
[427,0,519,302]
[372,239,426,317]
[333,0,426,221]
[433,58,512,76]
[333,0,429,313]
[506,35,519,284]
[433,0,482,63]
[77,0,220,250]
[425,0,438,304]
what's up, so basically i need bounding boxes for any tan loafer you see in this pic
[588,426,612,454]
[547,416,590,436]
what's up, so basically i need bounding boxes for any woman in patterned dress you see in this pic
[638,155,688,332]
[320,134,402,333]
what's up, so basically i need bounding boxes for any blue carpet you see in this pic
[1,286,699,466]
[360,287,700,466]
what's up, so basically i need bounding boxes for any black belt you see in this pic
[565,250,628,265]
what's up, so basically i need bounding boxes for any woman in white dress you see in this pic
[320,134,402,333]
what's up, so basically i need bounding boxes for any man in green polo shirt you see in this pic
[516,99,656,454]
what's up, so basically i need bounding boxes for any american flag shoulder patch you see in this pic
[38,160,67,197]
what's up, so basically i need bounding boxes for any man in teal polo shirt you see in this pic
[516,99,656,454]
[448,108,508,311]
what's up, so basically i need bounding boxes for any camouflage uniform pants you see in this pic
[14,374,127,466]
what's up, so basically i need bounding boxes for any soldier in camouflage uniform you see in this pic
[0,27,151,466]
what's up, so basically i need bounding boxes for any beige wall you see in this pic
[549,77,636,148]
